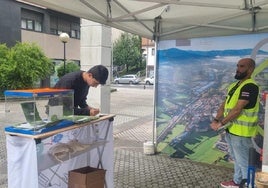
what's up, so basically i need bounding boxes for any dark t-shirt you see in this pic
[54,71,90,115]
[238,83,259,109]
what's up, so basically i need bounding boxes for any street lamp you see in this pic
[59,32,70,75]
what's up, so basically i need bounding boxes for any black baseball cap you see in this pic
[87,65,109,85]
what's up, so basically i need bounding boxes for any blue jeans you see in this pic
[225,132,253,184]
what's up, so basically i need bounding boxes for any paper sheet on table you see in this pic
[48,105,63,121]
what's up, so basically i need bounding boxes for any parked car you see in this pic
[114,74,141,84]
[144,76,154,85]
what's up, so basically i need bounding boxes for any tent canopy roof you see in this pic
[21,0,268,40]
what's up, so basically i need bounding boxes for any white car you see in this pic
[144,76,154,85]
[114,74,141,84]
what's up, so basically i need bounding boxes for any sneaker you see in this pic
[220,180,239,188]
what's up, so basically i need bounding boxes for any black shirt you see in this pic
[54,71,90,115]
[239,83,259,109]
[228,81,259,109]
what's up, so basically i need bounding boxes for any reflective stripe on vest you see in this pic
[224,79,259,137]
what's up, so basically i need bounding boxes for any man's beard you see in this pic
[235,71,247,80]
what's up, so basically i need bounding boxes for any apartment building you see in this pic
[0,0,155,86]
[142,38,155,77]
[0,0,80,86]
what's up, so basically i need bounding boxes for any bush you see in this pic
[0,42,53,93]
[56,61,80,78]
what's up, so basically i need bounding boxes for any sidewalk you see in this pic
[111,87,233,188]
[112,122,233,188]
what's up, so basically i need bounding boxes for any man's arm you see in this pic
[76,87,89,109]
[220,99,249,125]
[74,106,100,116]
[214,102,225,121]
[210,101,225,130]
[210,99,248,131]
[221,82,258,125]
[74,107,90,116]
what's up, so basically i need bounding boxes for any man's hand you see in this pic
[210,121,222,131]
[89,108,100,116]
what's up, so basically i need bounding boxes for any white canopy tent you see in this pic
[20,0,268,40]
[21,0,268,173]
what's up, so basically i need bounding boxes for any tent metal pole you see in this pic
[152,16,161,149]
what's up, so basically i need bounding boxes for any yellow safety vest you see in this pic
[224,79,259,137]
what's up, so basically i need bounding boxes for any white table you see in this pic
[5,114,115,188]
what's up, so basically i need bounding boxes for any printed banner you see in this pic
[156,33,268,166]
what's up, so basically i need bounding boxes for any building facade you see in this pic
[142,38,155,78]
[0,0,81,86]
[0,0,154,86]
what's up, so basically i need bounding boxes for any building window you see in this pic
[21,19,27,29]
[27,20,33,30]
[50,28,57,35]
[21,18,42,31]
[35,21,42,32]
[50,15,80,39]
[21,9,43,32]
[71,22,80,39]
[71,30,76,38]
[71,29,80,38]
[151,48,155,56]
[21,18,34,30]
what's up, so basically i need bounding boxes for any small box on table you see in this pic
[68,166,106,188]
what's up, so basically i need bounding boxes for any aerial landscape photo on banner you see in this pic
[156,33,268,167]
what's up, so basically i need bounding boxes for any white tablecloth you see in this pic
[6,118,114,188]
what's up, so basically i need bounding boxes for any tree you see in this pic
[0,44,9,93]
[113,33,142,72]
[0,42,53,92]
[56,61,80,78]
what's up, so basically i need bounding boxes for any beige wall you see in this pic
[80,19,112,114]
[21,30,80,60]
[111,28,124,42]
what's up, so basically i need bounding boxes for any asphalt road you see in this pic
[111,83,154,89]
